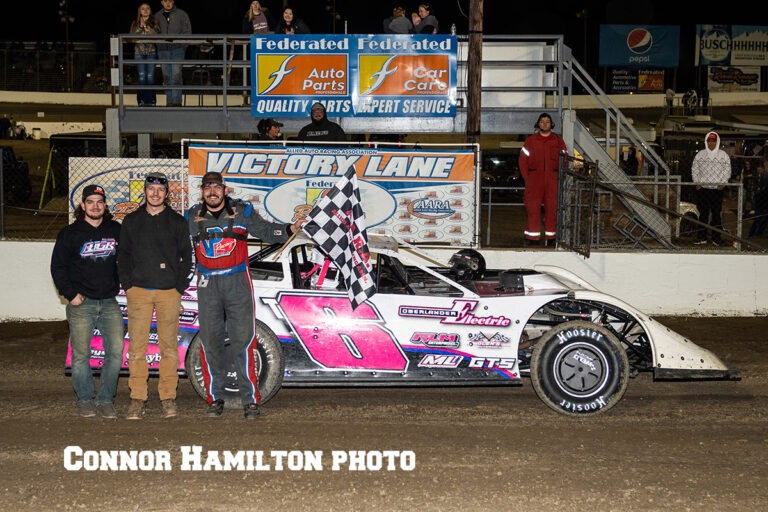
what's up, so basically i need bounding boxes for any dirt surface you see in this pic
[0,317,766,511]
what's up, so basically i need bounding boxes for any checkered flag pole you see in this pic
[302,166,376,309]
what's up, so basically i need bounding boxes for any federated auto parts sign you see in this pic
[250,34,457,118]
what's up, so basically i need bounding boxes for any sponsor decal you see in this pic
[406,197,455,219]
[468,357,516,369]
[417,354,463,368]
[409,332,460,348]
[467,331,510,348]
[399,300,511,327]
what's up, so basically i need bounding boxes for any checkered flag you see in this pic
[302,166,376,309]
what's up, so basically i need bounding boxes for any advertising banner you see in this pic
[250,34,457,118]
[599,25,680,68]
[707,66,761,92]
[696,25,768,66]
[188,143,477,246]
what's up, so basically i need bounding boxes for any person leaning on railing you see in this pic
[155,0,192,107]
[129,3,160,107]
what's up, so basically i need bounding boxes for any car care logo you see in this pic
[407,198,455,219]
[257,54,348,96]
[627,28,653,54]
[700,28,731,62]
[359,54,449,96]
[418,354,463,368]
[410,332,460,348]
[467,331,510,348]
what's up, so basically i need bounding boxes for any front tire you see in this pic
[185,320,285,407]
[531,320,629,416]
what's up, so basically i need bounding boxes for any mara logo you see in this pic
[406,197,455,219]
[626,28,653,54]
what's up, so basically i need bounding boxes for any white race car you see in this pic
[72,234,740,416]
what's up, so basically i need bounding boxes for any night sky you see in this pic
[4,0,762,91]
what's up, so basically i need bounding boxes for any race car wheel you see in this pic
[531,320,629,416]
[185,320,285,408]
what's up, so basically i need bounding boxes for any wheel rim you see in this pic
[551,342,610,398]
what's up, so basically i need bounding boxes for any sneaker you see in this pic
[244,403,261,420]
[206,399,224,418]
[161,399,178,419]
[96,402,118,419]
[693,239,708,245]
[126,399,146,420]
[711,239,722,246]
[77,400,97,418]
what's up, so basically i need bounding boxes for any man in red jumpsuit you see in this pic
[518,112,568,245]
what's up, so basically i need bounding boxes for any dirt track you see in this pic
[0,317,766,511]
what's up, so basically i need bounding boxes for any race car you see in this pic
[68,234,740,416]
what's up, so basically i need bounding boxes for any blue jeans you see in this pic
[157,47,185,106]
[134,53,157,106]
[67,297,124,406]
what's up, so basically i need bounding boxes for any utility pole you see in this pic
[465,0,483,146]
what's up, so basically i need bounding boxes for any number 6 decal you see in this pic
[275,293,408,371]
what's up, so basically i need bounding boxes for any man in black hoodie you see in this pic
[51,184,123,419]
[117,172,194,420]
[298,102,347,142]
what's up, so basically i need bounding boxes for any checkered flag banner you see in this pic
[302,166,376,309]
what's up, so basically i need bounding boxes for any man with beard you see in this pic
[186,172,304,419]
[118,172,194,420]
[298,102,347,142]
[51,185,123,419]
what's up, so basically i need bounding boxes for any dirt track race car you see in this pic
[68,234,741,416]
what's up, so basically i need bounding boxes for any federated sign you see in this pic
[250,34,457,118]
[188,143,477,246]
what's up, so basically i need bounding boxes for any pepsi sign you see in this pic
[599,25,680,68]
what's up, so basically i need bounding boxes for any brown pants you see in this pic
[126,287,181,401]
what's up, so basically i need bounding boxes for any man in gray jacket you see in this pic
[155,0,192,107]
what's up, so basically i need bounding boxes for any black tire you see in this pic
[185,319,285,407]
[531,320,629,416]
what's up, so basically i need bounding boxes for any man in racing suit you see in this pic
[518,112,568,245]
[187,172,304,419]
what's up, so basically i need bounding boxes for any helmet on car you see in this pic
[448,248,486,280]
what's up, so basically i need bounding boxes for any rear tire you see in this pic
[531,320,629,416]
[185,320,285,407]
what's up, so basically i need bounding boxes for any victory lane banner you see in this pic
[188,143,477,246]
[250,34,457,117]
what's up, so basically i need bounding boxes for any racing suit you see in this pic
[187,198,291,407]
[518,131,567,241]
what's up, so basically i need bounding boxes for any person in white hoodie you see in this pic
[691,131,732,245]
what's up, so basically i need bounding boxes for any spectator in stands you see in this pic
[298,102,347,142]
[277,6,311,34]
[242,1,276,34]
[518,113,568,246]
[130,3,160,107]
[0,115,10,139]
[411,12,421,30]
[414,3,439,34]
[739,158,755,215]
[388,5,413,34]
[691,131,731,246]
[748,162,768,237]
[665,88,675,114]
[155,0,191,107]
[257,118,283,140]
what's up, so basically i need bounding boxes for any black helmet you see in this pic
[449,248,486,280]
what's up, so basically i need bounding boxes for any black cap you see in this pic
[257,118,284,134]
[82,184,106,202]
[201,172,224,187]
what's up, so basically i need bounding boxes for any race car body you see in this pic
[67,234,740,416]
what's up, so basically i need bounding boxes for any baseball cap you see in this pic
[201,172,224,187]
[145,172,169,188]
[706,133,717,141]
[82,184,106,202]
[311,102,325,111]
